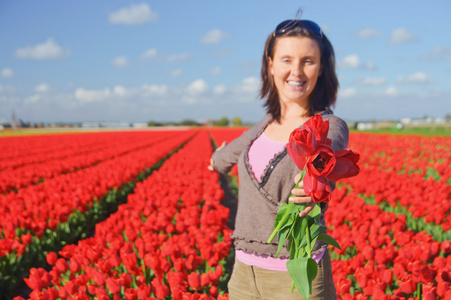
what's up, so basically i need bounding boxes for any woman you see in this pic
[209,19,348,299]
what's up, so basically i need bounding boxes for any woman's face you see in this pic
[268,36,322,108]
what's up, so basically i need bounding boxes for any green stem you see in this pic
[267,169,306,243]
[268,209,293,243]
[305,225,312,258]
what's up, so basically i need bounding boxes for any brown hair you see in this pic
[260,23,339,122]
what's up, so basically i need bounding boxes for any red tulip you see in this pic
[303,172,331,203]
[46,252,58,266]
[105,277,121,294]
[326,149,360,181]
[399,277,416,294]
[287,126,317,170]
[304,114,331,145]
[124,288,138,300]
[188,272,201,290]
[305,145,336,177]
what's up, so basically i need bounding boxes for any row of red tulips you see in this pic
[1,131,195,297]
[16,130,231,300]
[0,131,193,252]
[0,131,183,194]
[1,132,148,169]
[347,134,451,235]
[327,184,451,299]
[349,133,450,182]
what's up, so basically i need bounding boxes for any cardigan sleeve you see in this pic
[323,114,350,192]
[211,114,271,174]
[324,114,349,151]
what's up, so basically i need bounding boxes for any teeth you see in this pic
[288,81,305,87]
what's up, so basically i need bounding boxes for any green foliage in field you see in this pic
[351,126,451,136]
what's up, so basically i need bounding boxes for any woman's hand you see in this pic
[207,141,227,171]
[288,172,315,217]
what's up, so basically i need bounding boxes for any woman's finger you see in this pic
[294,172,302,184]
[288,196,311,204]
[290,187,306,197]
[299,201,315,217]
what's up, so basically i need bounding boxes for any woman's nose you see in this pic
[291,63,303,76]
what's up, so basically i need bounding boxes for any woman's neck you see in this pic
[279,102,309,124]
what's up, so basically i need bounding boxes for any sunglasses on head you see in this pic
[273,19,323,39]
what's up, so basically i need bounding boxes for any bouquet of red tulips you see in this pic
[267,115,360,299]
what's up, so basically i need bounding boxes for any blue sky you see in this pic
[0,0,450,124]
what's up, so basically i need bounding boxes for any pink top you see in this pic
[239,131,325,271]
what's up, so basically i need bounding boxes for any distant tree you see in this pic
[180,119,199,126]
[231,116,242,127]
[445,114,451,123]
[213,116,229,127]
[147,121,163,127]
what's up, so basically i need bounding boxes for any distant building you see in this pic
[356,122,374,131]
[400,117,447,125]
[11,112,25,129]
[132,123,148,128]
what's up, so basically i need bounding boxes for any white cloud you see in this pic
[356,77,386,86]
[75,88,111,102]
[0,84,16,94]
[15,38,69,60]
[109,3,158,25]
[1,68,13,78]
[356,29,383,38]
[338,55,376,71]
[34,83,50,93]
[213,84,226,95]
[140,48,158,60]
[111,56,130,68]
[339,87,357,98]
[338,54,360,69]
[187,79,208,95]
[167,53,191,62]
[420,46,451,61]
[200,29,231,44]
[388,28,417,45]
[24,94,41,104]
[396,72,435,84]
[141,84,168,97]
[170,69,183,77]
[361,61,377,71]
[113,86,127,96]
[209,66,221,75]
[239,77,259,94]
[384,86,399,96]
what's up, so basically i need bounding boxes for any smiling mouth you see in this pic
[287,81,306,87]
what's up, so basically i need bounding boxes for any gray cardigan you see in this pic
[211,111,349,258]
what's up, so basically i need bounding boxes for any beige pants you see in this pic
[228,250,337,300]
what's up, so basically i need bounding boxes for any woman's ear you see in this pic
[268,56,274,76]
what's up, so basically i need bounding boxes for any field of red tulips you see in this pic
[1,128,450,299]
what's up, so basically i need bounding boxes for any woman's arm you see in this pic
[209,115,271,174]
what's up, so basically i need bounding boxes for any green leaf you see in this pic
[268,203,302,243]
[275,226,290,257]
[307,203,322,222]
[291,217,307,246]
[317,234,342,250]
[286,257,318,300]
[308,222,327,242]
